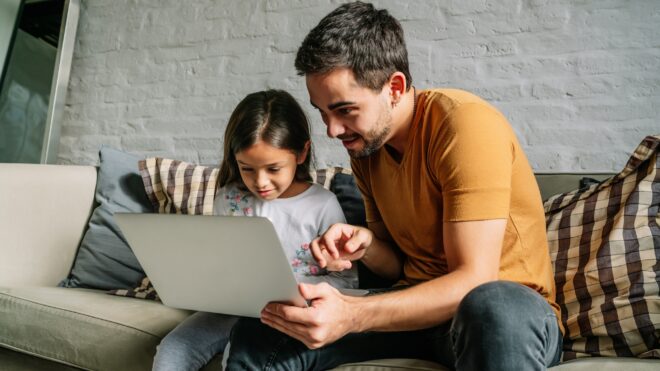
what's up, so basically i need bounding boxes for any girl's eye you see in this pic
[240,167,253,172]
[268,168,281,172]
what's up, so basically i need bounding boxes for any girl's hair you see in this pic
[217,89,313,189]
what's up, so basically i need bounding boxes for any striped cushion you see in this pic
[545,135,660,360]
[139,157,219,215]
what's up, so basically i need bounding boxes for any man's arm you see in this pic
[358,221,402,281]
[262,218,506,348]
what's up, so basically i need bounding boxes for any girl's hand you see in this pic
[310,223,373,271]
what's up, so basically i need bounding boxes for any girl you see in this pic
[153,89,358,371]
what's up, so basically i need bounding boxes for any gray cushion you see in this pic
[60,147,152,290]
[330,173,366,227]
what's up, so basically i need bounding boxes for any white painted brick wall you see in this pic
[59,0,660,172]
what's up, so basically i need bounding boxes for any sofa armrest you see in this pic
[0,164,97,286]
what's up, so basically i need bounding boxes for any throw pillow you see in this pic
[110,276,160,301]
[59,147,152,290]
[140,157,219,215]
[545,135,660,360]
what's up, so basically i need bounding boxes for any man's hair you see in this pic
[295,1,412,92]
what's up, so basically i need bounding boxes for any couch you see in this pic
[0,162,658,371]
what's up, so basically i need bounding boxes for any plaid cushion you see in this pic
[140,157,219,215]
[545,135,660,360]
[310,166,352,188]
[109,276,160,301]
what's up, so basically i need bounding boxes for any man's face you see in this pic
[306,68,393,158]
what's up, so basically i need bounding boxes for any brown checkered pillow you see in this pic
[109,276,160,301]
[310,166,353,188]
[140,157,219,215]
[545,135,660,360]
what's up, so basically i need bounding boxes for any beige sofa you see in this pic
[0,163,657,370]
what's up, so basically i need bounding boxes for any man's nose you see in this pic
[325,117,345,138]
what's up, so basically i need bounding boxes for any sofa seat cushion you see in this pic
[328,357,660,370]
[0,286,191,371]
[549,357,660,370]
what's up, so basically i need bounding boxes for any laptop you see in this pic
[115,213,366,318]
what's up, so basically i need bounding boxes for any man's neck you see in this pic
[386,86,417,155]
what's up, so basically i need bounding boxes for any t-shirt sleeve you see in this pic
[317,193,347,235]
[350,159,382,224]
[431,103,514,222]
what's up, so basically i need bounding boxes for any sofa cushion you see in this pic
[0,286,191,371]
[60,147,153,290]
[545,135,660,359]
[140,157,219,215]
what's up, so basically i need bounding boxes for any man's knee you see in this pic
[453,281,543,332]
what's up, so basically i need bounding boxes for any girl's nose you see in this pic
[255,171,269,188]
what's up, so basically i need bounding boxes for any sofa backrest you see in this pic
[534,173,612,201]
[0,164,97,286]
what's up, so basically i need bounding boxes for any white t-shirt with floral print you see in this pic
[213,183,358,289]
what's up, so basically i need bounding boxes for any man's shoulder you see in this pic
[421,88,498,113]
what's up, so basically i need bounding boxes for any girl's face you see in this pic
[235,140,309,201]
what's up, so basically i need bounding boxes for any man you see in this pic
[226,2,563,370]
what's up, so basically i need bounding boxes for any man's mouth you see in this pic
[339,135,360,148]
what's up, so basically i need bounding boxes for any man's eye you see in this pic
[338,108,354,115]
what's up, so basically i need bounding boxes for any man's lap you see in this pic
[225,281,561,371]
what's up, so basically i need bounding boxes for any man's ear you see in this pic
[297,140,311,164]
[387,72,407,106]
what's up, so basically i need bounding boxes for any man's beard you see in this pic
[347,103,392,159]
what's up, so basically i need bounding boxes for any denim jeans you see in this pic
[153,311,238,371]
[225,281,563,371]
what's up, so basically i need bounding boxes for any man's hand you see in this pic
[260,282,357,349]
[310,223,374,271]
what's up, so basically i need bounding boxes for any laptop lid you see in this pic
[114,213,307,318]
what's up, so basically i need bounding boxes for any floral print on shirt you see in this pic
[224,188,253,216]
[291,242,324,277]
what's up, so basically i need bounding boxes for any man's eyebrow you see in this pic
[309,100,356,110]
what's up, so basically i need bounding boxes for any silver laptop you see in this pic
[115,213,309,318]
[115,213,366,318]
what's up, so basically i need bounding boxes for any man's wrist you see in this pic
[347,294,373,333]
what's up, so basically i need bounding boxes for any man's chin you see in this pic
[347,145,379,159]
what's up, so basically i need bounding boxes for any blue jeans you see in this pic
[153,311,238,371]
[225,281,563,371]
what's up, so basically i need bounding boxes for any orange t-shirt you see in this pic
[351,89,561,331]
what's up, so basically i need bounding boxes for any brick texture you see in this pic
[59,0,660,171]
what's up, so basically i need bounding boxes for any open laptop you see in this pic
[115,213,366,318]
